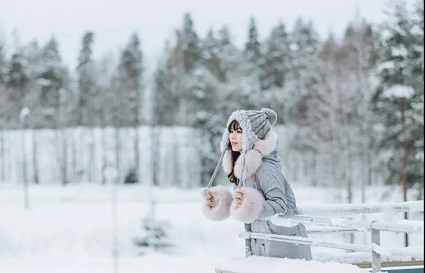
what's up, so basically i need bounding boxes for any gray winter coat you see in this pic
[234,151,312,260]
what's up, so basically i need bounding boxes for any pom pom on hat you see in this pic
[244,108,278,139]
[261,108,277,126]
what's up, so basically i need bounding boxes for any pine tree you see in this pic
[116,33,143,126]
[261,22,291,90]
[259,22,292,122]
[152,45,176,126]
[37,37,66,128]
[202,29,222,81]
[77,32,100,126]
[0,37,6,84]
[36,38,71,184]
[372,0,424,188]
[181,13,201,73]
[216,25,240,83]
[240,17,263,109]
[287,18,320,124]
[5,52,29,128]
[116,33,143,183]
[244,17,261,65]
[165,13,202,126]
[0,36,8,129]
[7,53,28,90]
[0,38,5,183]
[76,32,101,183]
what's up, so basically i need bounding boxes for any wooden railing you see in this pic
[240,201,424,273]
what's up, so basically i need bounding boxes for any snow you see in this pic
[392,220,424,233]
[315,249,424,264]
[382,84,415,98]
[0,184,423,273]
[19,108,31,121]
[0,256,222,273]
[215,255,369,273]
[372,244,424,261]
[377,61,395,72]
[391,47,409,58]
[298,201,425,215]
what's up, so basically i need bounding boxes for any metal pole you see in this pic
[111,104,121,273]
[19,107,30,210]
[111,125,121,273]
[244,224,252,257]
[400,98,409,247]
[371,225,382,273]
[111,173,118,273]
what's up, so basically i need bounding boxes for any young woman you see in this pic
[202,108,312,260]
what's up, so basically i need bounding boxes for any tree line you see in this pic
[0,0,423,191]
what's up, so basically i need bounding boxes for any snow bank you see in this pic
[215,256,369,273]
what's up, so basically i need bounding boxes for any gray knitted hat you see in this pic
[203,108,278,191]
[220,108,277,152]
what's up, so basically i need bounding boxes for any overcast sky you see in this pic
[0,0,388,70]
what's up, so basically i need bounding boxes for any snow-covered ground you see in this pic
[0,183,423,273]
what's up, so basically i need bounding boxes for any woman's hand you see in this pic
[233,191,244,207]
[206,192,217,208]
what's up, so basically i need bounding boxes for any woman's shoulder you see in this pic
[257,152,282,176]
[254,156,286,191]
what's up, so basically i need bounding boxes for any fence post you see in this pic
[371,221,382,273]
[19,108,31,210]
[245,224,252,257]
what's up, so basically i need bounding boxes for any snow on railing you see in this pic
[268,215,424,233]
[297,200,424,216]
[241,201,424,273]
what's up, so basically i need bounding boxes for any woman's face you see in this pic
[229,121,243,152]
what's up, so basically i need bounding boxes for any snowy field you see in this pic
[0,183,423,273]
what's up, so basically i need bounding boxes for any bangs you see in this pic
[228,120,242,132]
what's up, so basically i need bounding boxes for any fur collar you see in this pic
[222,130,278,181]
